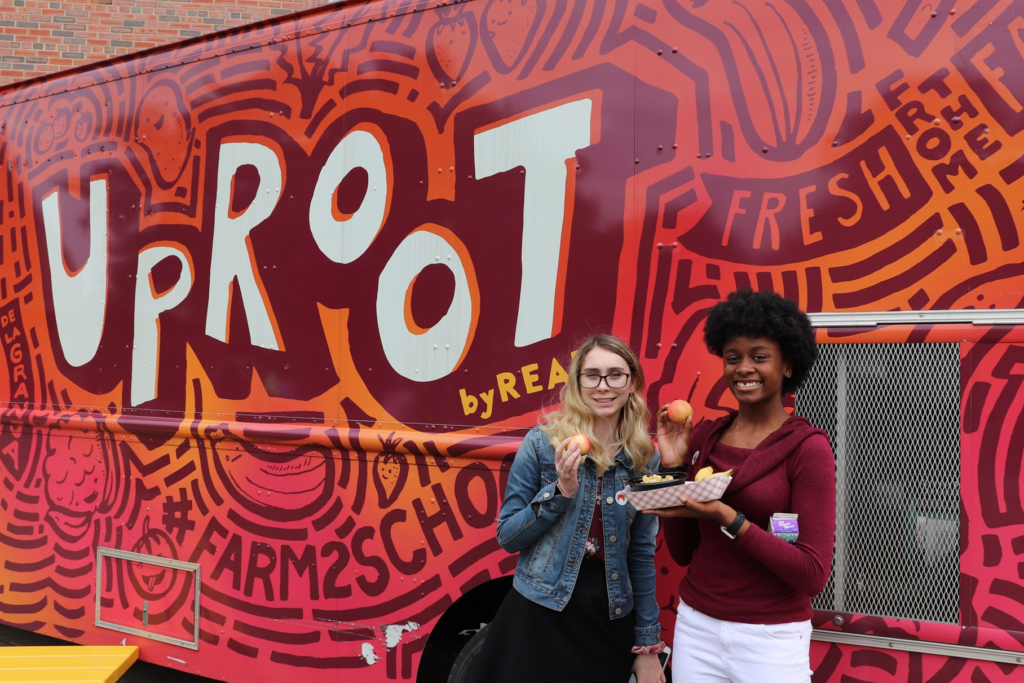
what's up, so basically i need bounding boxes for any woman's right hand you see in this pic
[554,438,583,497]
[632,652,666,683]
[656,406,692,469]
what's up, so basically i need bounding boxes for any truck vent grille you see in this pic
[796,343,960,625]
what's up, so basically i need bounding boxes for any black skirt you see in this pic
[463,559,635,682]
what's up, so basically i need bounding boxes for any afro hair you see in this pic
[703,289,818,393]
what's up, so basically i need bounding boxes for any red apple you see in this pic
[666,399,693,425]
[569,434,591,455]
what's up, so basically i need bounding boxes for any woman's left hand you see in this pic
[632,652,665,683]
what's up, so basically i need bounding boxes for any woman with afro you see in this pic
[650,289,836,683]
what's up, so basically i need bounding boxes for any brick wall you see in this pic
[0,0,335,87]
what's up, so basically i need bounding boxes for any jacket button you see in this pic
[543,492,550,499]
[615,608,622,615]
[611,573,619,580]
[606,496,614,504]
[609,535,617,543]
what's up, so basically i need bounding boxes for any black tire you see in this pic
[446,624,490,683]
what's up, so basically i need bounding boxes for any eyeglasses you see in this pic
[578,372,631,389]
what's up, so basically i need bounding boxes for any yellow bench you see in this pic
[0,646,139,683]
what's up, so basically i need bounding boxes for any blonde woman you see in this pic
[462,334,666,683]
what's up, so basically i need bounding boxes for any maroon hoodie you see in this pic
[662,412,836,624]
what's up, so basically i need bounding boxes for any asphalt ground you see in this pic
[0,623,220,682]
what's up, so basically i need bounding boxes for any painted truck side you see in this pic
[1,0,1023,680]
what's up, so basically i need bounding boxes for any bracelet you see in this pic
[631,641,667,655]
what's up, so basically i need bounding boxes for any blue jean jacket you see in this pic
[496,426,662,647]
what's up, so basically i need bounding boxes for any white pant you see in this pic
[672,601,813,683]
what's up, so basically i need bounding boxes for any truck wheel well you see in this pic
[415,576,512,683]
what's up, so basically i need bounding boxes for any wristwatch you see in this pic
[720,510,746,540]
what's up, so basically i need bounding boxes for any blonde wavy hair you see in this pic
[541,334,655,472]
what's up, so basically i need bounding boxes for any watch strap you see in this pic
[721,510,745,539]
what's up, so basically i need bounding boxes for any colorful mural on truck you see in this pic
[1,0,1024,680]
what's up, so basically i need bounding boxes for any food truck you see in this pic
[1,0,1023,680]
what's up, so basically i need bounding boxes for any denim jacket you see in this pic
[496,426,662,647]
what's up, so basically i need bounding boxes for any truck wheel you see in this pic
[446,624,490,683]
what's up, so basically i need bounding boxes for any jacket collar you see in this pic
[582,448,634,473]
[614,450,632,467]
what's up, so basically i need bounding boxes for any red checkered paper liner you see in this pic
[621,476,732,511]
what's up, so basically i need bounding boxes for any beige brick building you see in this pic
[0,0,335,87]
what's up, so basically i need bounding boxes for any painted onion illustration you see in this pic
[684,0,837,161]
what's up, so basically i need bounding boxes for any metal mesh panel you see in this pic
[796,343,960,624]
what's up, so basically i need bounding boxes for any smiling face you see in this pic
[578,346,636,426]
[722,336,792,407]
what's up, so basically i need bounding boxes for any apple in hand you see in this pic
[666,399,693,425]
[569,434,591,455]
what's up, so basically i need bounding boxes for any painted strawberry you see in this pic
[427,6,478,84]
[73,105,94,143]
[33,121,54,154]
[480,0,544,75]
[51,107,71,140]
[373,432,408,508]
